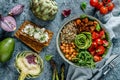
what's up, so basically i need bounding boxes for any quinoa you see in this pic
[60,21,77,43]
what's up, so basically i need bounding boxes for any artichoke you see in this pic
[15,51,43,80]
[30,0,58,21]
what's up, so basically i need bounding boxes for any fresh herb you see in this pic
[73,51,95,68]
[96,23,101,31]
[80,2,87,13]
[45,54,53,61]
[80,14,87,19]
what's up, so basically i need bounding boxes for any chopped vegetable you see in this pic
[96,23,101,31]
[75,32,92,49]
[15,51,43,80]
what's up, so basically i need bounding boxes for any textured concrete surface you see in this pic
[0,0,120,80]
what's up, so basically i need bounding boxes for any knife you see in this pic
[89,54,119,80]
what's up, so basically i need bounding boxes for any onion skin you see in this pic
[8,4,24,16]
[0,16,16,32]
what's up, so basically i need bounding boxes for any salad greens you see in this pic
[73,51,95,68]
[96,23,101,31]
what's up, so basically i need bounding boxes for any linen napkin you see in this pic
[66,0,120,80]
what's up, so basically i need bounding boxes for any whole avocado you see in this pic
[0,38,15,63]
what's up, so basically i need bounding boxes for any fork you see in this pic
[90,55,120,80]
[103,55,120,75]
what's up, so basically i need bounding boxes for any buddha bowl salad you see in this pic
[60,15,110,68]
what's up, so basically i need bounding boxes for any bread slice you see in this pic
[15,21,53,53]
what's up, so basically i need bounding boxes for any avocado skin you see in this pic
[0,38,15,63]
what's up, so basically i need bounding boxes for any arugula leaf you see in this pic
[96,23,101,31]
[45,54,53,61]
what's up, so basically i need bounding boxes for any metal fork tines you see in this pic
[103,55,120,75]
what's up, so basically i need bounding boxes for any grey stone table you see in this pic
[0,0,120,80]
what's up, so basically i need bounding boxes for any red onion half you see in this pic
[0,16,16,32]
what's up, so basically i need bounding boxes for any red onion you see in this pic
[8,4,24,16]
[0,15,16,32]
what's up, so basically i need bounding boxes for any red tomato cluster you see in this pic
[88,30,109,62]
[90,0,114,14]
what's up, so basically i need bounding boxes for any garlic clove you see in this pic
[8,4,24,16]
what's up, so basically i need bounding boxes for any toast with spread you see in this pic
[15,21,53,53]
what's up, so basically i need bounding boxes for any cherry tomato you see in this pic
[88,45,94,52]
[103,40,109,47]
[95,39,103,45]
[94,55,102,62]
[96,46,105,55]
[92,41,98,48]
[106,2,114,11]
[92,32,99,40]
[90,50,96,56]
[100,6,108,14]
[102,0,111,4]
[96,2,104,10]
[90,0,99,7]
[99,30,105,39]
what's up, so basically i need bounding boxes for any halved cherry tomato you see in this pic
[96,46,105,55]
[88,45,94,52]
[106,2,114,11]
[102,0,111,4]
[94,55,102,62]
[100,6,108,14]
[90,51,96,56]
[90,0,99,7]
[103,40,109,47]
[92,41,98,48]
[96,2,104,10]
[95,38,103,45]
[99,30,105,39]
[92,32,99,40]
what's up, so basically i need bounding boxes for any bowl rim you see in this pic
[56,14,112,68]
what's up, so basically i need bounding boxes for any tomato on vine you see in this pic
[90,0,99,7]
[106,2,114,11]
[100,6,108,14]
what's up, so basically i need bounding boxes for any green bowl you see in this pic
[56,14,112,68]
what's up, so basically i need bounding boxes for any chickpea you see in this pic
[62,43,66,47]
[65,54,69,59]
[68,57,72,61]
[60,46,64,50]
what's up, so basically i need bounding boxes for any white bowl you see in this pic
[56,14,112,68]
